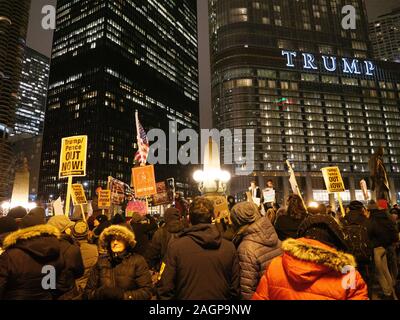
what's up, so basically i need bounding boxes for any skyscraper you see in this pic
[9,47,50,200]
[209,0,400,204]
[14,47,50,137]
[369,7,400,63]
[40,0,199,199]
[0,0,31,201]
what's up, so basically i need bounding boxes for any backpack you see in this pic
[343,223,372,264]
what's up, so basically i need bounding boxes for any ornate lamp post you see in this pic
[193,138,231,196]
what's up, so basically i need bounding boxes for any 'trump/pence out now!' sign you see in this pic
[321,167,345,193]
[59,135,88,178]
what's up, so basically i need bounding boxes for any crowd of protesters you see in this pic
[0,190,399,300]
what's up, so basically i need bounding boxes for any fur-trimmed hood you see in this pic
[3,224,61,250]
[99,225,136,251]
[2,225,61,261]
[282,238,356,283]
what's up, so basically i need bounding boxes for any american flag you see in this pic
[134,111,149,165]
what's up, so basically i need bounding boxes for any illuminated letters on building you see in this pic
[282,50,376,76]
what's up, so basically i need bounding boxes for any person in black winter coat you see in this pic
[230,202,282,300]
[369,208,399,249]
[47,216,85,299]
[157,197,240,300]
[0,225,65,300]
[145,208,184,271]
[274,194,307,241]
[369,206,399,299]
[343,201,374,297]
[84,225,153,300]
[130,213,158,256]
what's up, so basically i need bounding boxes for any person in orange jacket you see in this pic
[252,214,369,300]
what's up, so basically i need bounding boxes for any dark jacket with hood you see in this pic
[130,214,158,256]
[157,224,240,300]
[233,217,282,300]
[0,225,65,300]
[55,234,85,298]
[84,225,152,300]
[145,210,185,270]
[369,209,399,248]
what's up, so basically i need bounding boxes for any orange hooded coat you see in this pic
[252,238,368,300]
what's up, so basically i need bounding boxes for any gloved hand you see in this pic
[95,286,124,300]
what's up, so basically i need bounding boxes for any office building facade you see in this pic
[209,0,400,204]
[14,47,49,137]
[369,7,400,63]
[0,0,31,201]
[40,0,199,199]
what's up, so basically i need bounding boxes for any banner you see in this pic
[59,135,87,178]
[126,200,147,217]
[151,181,174,206]
[109,177,134,205]
[98,190,111,209]
[321,167,345,193]
[131,165,157,198]
[71,184,87,205]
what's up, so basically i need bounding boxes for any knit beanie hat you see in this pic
[349,201,365,211]
[298,214,348,251]
[230,202,261,227]
[8,206,27,220]
[71,221,89,240]
[47,215,75,233]
[26,207,46,224]
[0,216,18,235]
[20,214,45,229]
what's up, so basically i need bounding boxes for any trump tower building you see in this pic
[209,0,400,204]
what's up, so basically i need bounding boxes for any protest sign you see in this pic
[321,167,345,193]
[98,190,111,209]
[71,184,87,205]
[126,200,147,217]
[131,165,157,198]
[59,135,87,178]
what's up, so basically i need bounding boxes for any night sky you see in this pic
[26,0,399,129]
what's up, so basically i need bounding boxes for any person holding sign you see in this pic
[262,180,276,212]
[249,181,262,208]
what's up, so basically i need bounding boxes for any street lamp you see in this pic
[193,138,231,195]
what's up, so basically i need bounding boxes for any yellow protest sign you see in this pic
[98,190,111,209]
[59,135,87,178]
[321,167,345,193]
[131,165,157,197]
[71,184,87,205]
